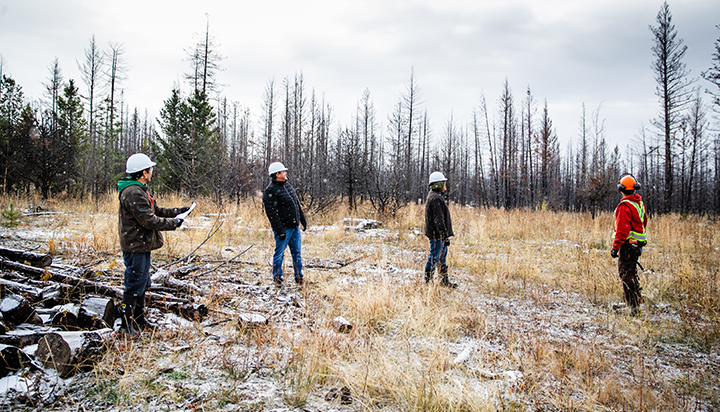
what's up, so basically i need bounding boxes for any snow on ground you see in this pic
[1,213,719,410]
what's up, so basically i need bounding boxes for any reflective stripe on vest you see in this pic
[619,199,646,242]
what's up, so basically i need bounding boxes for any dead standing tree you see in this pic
[650,1,694,213]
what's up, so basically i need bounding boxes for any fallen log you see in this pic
[0,344,37,377]
[0,278,43,302]
[2,260,203,322]
[1,272,80,307]
[0,327,59,347]
[304,254,368,270]
[48,298,113,331]
[78,297,115,329]
[40,282,81,307]
[0,294,43,325]
[146,291,191,303]
[166,264,205,279]
[50,303,80,330]
[152,268,207,296]
[148,301,208,321]
[332,316,353,333]
[2,271,78,302]
[191,244,253,279]
[35,329,112,377]
[0,331,37,347]
[0,260,122,300]
[49,263,96,279]
[343,218,382,231]
[0,247,53,268]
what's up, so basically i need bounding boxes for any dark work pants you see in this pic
[425,238,448,273]
[123,252,152,297]
[618,244,642,308]
[272,226,302,282]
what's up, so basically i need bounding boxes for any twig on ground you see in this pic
[162,210,225,269]
[191,245,254,279]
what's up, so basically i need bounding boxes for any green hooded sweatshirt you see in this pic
[117,176,145,193]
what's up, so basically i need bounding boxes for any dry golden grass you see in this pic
[2,193,719,411]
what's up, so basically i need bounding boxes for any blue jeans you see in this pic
[273,226,302,281]
[123,252,152,296]
[425,239,448,272]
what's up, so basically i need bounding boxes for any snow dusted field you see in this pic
[0,202,718,411]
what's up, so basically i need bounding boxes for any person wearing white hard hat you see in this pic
[262,162,307,287]
[117,153,191,336]
[424,171,457,288]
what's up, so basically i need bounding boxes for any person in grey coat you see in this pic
[424,171,457,288]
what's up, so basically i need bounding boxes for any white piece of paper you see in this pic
[175,202,196,220]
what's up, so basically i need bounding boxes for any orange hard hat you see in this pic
[618,174,641,191]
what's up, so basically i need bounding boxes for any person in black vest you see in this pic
[424,171,457,288]
[263,162,307,287]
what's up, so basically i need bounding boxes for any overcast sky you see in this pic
[1,0,718,152]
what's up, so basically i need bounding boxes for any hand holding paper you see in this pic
[175,202,196,220]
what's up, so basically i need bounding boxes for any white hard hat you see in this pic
[429,171,447,184]
[268,162,287,176]
[126,153,156,174]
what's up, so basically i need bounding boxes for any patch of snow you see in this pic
[0,295,21,312]
[0,375,30,395]
[159,313,195,329]
[21,344,38,357]
[343,218,382,231]
[453,345,474,364]
[503,370,523,383]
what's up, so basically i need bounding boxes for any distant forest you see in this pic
[1,3,719,216]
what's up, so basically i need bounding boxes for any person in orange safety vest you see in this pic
[611,174,648,313]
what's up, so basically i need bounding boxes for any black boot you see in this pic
[133,293,157,333]
[439,266,457,288]
[120,293,139,337]
[425,270,434,284]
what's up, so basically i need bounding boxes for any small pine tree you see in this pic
[1,203,22,227]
